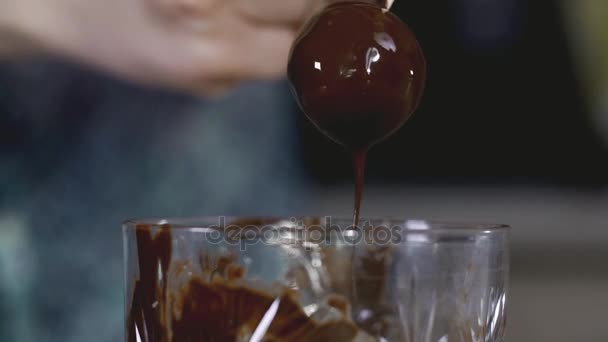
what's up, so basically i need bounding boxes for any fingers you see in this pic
[233,0,319,26]
[149,0,223,19]
[228,25,295,80]
[196,24,295,82]
[323,0,394,10]
[150,0,394,26]
[150,0,320,26]
[139,0,319,95]
[155,17,294,94]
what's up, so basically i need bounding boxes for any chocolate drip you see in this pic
[128,224,172,342]
[352,150,367,227]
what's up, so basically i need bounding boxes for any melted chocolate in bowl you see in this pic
[288,2,426,225]
[126,219,510,341]
[126,222,382,342]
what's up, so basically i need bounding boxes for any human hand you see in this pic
[1,0,393,95]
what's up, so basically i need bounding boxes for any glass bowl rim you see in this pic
[123,216,509,235]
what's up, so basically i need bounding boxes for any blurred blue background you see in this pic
[1,0,608,341]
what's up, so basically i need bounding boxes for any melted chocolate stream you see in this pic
[352,150,367,227]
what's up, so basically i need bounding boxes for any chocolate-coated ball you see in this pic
[288,2,426,150]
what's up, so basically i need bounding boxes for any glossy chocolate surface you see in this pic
[288,2,426,150]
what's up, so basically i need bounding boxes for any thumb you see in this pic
[301,0,395,26]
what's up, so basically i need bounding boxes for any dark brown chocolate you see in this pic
[127,225,363,342]
[128,224,172,342]
[288,1,426,225]
[287,2,426,150]
[171,278,358,341]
